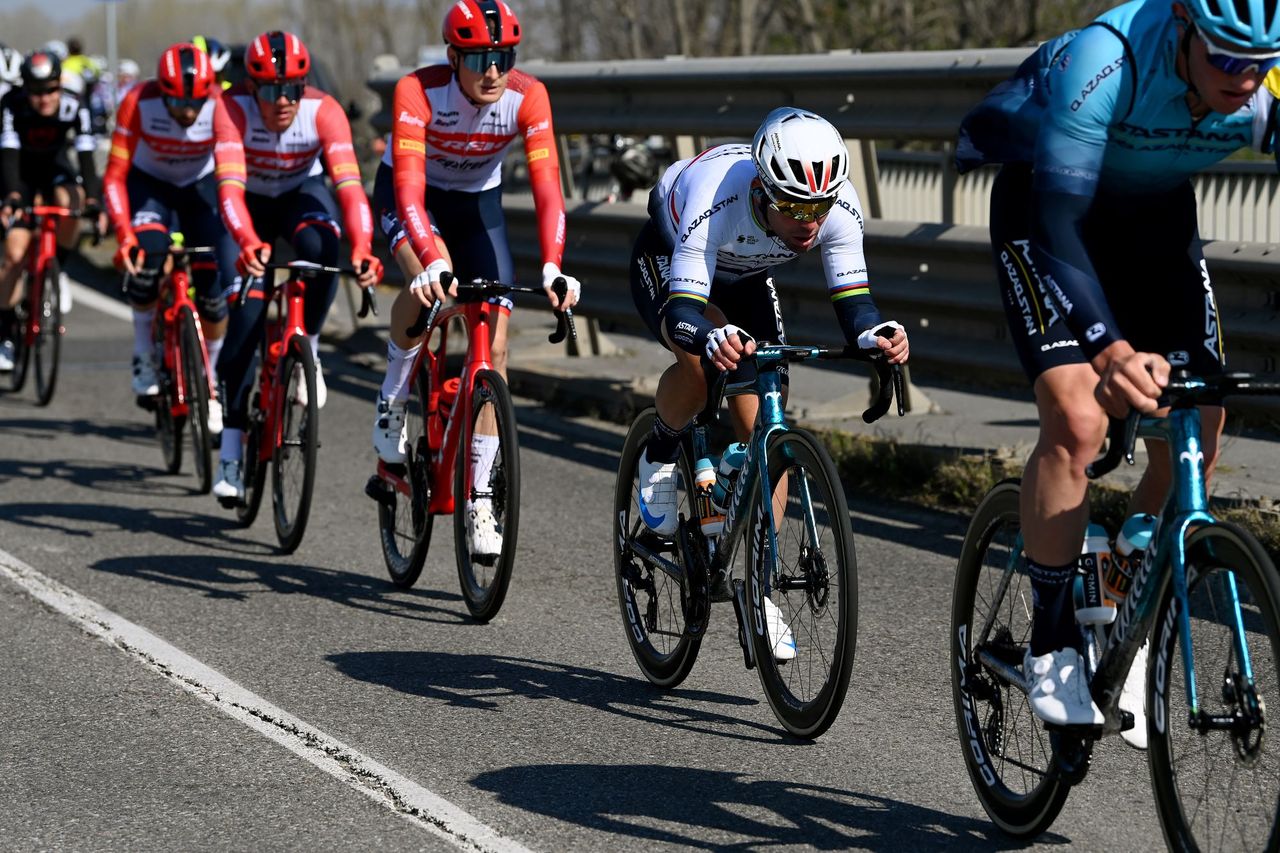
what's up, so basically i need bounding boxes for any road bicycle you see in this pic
[228,260,375,554]
[130,243,219,494]
[950,371,1280,848]
[613,342,904,738]
[366,273,575,622]
[5,205,97,405]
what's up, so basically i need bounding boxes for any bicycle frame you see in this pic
[248,272,309,468]
[155,251,216,420]
[19,206,64,347]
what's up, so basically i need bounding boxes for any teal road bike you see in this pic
[951,371,1280,849]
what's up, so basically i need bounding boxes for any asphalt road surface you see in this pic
[0,281,1169,850]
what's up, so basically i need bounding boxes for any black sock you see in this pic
[646,413,686,464]
[56,246,68,267]
[1027,557,1078,657]
[0,308,14,339]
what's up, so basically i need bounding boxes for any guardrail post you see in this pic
[557,134,578,200]
[847,140,882,219]
[940,142,957,225]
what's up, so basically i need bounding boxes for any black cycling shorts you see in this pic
[629,219,787,350]
[990,165,1225,382]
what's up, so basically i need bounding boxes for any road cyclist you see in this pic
[103,42,234,437]
[0,49,105,374]
[370,0,581,559]
[625,106,909,665]
[211,29,381,505]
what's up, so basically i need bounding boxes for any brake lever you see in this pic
[548,276,577,344]
[358,284,378,319]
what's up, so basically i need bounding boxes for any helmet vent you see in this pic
[787,158,805,183]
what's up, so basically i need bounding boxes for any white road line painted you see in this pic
[0,546,534,853]
[69,281,132,323]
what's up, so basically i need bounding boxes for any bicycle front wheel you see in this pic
[32,260,61,406]
[378,367,434,587]
[271,337,318,553]
[235,397,266,528]
[453,369,519,622]
[179,307,212,494]
[950,479,1068,838]
[1149,522,1280,852]
[743,429,856,739]
[612,408,701,688]
[9,278,30,392]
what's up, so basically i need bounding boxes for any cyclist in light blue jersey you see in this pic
[957,0,1280,736]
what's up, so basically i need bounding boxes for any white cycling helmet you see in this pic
[0,44,21,85]
[42,40,69,60]
[117,58,140,78]
[751,107,848,202]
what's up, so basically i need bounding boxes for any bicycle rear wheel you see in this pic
[272,336,318,553]
[950,479,1069,838]
[1149,522,1280,852]
[613,408,702,688]
[32,260,60,406]
[743,429,857,739]
[378,367,434,587]
[453,368,519,622]
[9,278,30,392]
[178,307,212,494]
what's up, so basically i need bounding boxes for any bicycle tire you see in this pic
[9,278,30,392]
[742,429,857,739]
[1148,521,1280,852]
[32,259,60,406]
[235,400,267,528]
[378,367,435,587]
[612,408,702,688]
[178,307,212,494]
[950,478,1070,838]
[272,336,318,554]
[453,368,520,622]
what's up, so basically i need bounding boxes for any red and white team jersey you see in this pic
[102,81,217,240]
[390,65,564,267]
[212,82,372,253]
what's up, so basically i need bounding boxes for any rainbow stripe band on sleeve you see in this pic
[217,178,247,189]
[667,290,708,305]
[830,282,870,300]
[333,177,362,190]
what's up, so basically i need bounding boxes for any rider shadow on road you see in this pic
[91,553,470,624]
[472,762,1044,851]
[0,454,199,501]
[0,415,154,450]
[328,650,791,744]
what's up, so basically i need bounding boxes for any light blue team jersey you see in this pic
[956,0,1273,196]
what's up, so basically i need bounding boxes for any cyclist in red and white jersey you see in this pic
[371,0,581,556]
[211,30,382,504]
[104,43,235,433]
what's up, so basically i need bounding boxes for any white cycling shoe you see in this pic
[292,361,327,409]
[131,355,159,397]
[466,500,503,558]
[763,597,797,662]
[0,339,14,372]
[213,459,244,504]
[1024,647,1104,727]
[1119,640,1149,750]
[206,397,223,437]
[637,449,678,537]
[372,395,408,464]
[59,272,71,313]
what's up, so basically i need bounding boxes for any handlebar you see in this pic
[231,259,359,311]
[1086,371,1280,479]
[404,271,577,343]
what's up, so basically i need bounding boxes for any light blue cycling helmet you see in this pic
[1184,0,1280,55]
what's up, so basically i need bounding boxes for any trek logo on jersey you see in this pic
[397,110,425,129]
[1085,322,1106,343]
[1070,56,1125,112]
[680,194,739,244]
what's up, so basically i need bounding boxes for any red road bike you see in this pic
[367,274,574,621]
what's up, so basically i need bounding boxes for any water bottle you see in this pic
[1107,513,1157,603]
[1075,522,1116,625]
[711,442,747,511]
[693,457,724,536]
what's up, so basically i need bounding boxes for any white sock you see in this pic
[220,428,243,463]
[132,308,155,359]
[205,336,224,379]
[470,433,500,497]
[380,340,420,402]
[308,333,321,362]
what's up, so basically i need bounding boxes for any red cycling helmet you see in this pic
[443,0,521,49]
[244,30,310,81]
[156,43,215,100]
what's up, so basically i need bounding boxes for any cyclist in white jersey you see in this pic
[629,107,909,532]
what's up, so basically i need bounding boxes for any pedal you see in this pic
[364,474,394,507]
[135,394,157,411]
[216,493,244,509]
[730,578,756,670]
[1118,709,1135,732]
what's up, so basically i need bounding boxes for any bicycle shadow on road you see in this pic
[91,553,470,624]
[473,762,1048,851]
[0,454,199,501]
[846,496,967,562]
[0,415,154,449]
[328,650,791,744]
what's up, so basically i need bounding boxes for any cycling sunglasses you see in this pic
[254,81,306,104]
[458,48,516,74]
[1193,21,1280,76]
[163,95,206,112]
[769,195,836,223]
